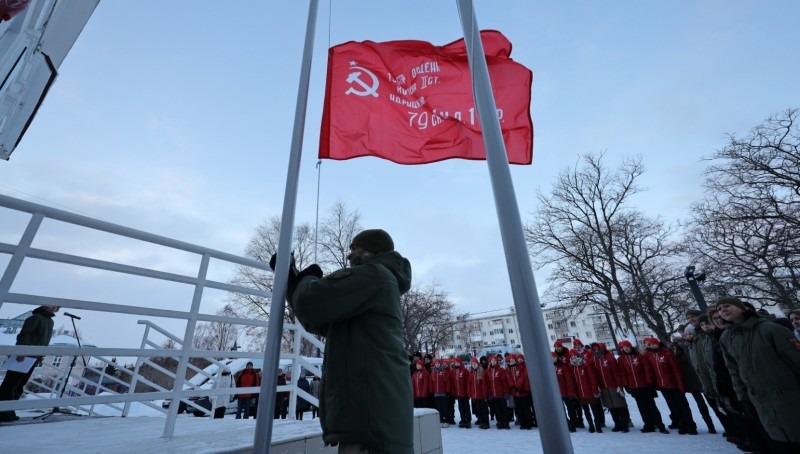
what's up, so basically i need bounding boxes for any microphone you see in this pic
[63,312,81,320]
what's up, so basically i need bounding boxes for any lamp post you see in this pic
[684,266,708,312]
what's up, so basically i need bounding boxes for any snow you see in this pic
[1,394,741,453]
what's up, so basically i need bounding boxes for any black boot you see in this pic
[703,415,716,434]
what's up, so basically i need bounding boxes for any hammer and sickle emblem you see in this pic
[345,65,379,97]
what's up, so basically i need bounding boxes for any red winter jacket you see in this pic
[235,369,261,398]
[507,363,531,397]
[592,351,624,389]
[644,346,686,393]
[486,364,510,398]
[450,366,468,398]
[412,368,430,399]
[466,366,488,400]
[571,362,600,399]
[430,367,451,395]
[617,352,653,389]
[554,362,577,398]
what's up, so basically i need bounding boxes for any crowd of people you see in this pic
[410,296,800,454]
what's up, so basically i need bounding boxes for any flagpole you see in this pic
[253,0,320,452]
[455,1,574,452]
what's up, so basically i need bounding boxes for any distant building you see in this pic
[439,303,651,356]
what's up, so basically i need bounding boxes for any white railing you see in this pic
[0,193,323,437]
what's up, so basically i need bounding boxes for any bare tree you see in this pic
[228,203,362,355]
[192,304,240,356]
[686,109,800,309]
[317,200,362,270]
[400,282,463,355]
[525,153,687,341]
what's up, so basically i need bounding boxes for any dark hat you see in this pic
[351,229,394,254]
[716,296,746,311]
[685,309,702,316]
[677,324,687,333]
[698,314,709,324]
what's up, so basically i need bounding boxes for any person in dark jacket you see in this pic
[295,373,311,420]
[674,327,715,433]
[591,343,631,433]
[280,229,414,453]
[717,296,800,454]
[0,305,59,422]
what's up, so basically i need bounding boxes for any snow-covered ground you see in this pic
[2,396,740,453]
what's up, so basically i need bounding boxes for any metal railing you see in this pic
[0,193,323,438]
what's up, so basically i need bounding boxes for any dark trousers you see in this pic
[0,367,35,419]
[581,399,604,431]
[456,396,471,425]
[471,398,489,426]
[447,395,456,424]
[236,397,252,419]
[413,397,428,408]
[562,397,579,429]
[689,391,710,419]
[630,388,664,429]
[213,406,226,418]
[513,395,534,429]
[660,388,696,431]
[434,395,449,423]
[492,397,509,428]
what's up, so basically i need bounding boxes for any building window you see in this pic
[547,324,553,329]
[52,355,63,368]
[586,332,592,337]
[508,329,514,334]
[509,339,515,345]
[570,321,576,327]
[550,335,556,340]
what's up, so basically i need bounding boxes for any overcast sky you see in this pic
[1,1,798,349]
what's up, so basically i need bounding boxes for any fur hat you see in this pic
[470,357,480,364]
[572,339,583,347]
[716,296,746,311]
[685,309,702,316]
[554,340,563,348]
[351,229,394,254]
[415,359,424,366]
[618,340,632,348]
[683,325,696,335]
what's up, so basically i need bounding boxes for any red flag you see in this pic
[319,30,533,165]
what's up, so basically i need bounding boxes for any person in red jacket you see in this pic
[617,340,669,434]
[506,354,534,430]
[486,355,511,429]
[643,337,697,435]
[443,359,457,425]
[552,352,578,432]
[412,360,430,408]
[450,358,471,428]
[467,357,490,429]
[235,362,261,419]
[591,343,631,433]
[430,358,451,427]
[569,349,604,433]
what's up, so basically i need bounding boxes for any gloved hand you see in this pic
[298,264,323,280]
[269,253,299,298]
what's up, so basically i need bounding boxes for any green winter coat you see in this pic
[720,315,800,443]
[691,331,717,398]
[291,251,413,453]
[18,307,56,363]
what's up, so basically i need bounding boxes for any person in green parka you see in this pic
[717,296,800,454]
[278,229,413,454]
[0,305,59,422]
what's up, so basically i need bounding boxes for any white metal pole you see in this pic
[253,1,320,451]
[455,1,574,452]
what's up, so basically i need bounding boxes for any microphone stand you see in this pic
[36,313,86,420]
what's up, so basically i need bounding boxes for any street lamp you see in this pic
[684,266,707,312]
